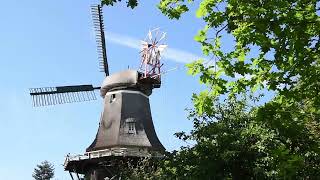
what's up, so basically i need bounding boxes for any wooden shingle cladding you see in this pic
[86,89,165,152]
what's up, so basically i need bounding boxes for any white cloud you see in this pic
[105,31,203,64]
[106,31,140,50]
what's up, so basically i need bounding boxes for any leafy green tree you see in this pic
[102,0,320,179]
[32,161,55,180]
[101,0,320,113]
[115,96,320,179]
[163,97,278,179]
[157,0,320,116]
[162,96,320,179]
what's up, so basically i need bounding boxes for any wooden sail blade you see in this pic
[29,85,100,107]
[91,4,109,76]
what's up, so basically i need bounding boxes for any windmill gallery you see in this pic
[29,4,168,180]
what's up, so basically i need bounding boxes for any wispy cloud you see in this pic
[105,31,203,64]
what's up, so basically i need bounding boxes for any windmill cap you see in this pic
[100,70,160,97]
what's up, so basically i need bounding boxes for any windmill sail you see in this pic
[29,85,99,107]
[91,4,109,76]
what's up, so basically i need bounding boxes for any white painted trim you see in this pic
[106,90,149,98]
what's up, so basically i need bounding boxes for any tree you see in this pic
[163,97,277,179]
[162,96,320,179]
[157,0,320,116]
[102,0,320,179]
[32,161,55,180]
[116,96,320,179]
[101,0,320,111]
[156,1,320,177]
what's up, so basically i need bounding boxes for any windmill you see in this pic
[29,4,167,180]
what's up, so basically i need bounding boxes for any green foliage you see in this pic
[118,97,320,179]
[158,0,192,19]
[158,0,320,115]
[101,0,138,8]
[103,0,320,179]
[162,97,320,179]
[159,2,320,177]
[101,0,320,106]
[119,157,165,180]
[32,161,54,180]
[257,97,320,178]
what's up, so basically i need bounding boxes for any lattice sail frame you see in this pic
[139,29,167,79]
[91,4,109,76]
[29,85,99,107]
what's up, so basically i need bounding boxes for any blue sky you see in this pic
[0,0,210,179]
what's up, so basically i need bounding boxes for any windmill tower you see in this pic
[29,4,167,180]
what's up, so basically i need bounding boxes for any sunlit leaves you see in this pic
[160,0,320,108]
[158,0,320,177]
[186,59,204,75]
[194,26,208,43]
[101,0,138,8]
[196,0,219,18]
[101,0,320,105]
[158,0,192,19]
[102,0,320,178]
